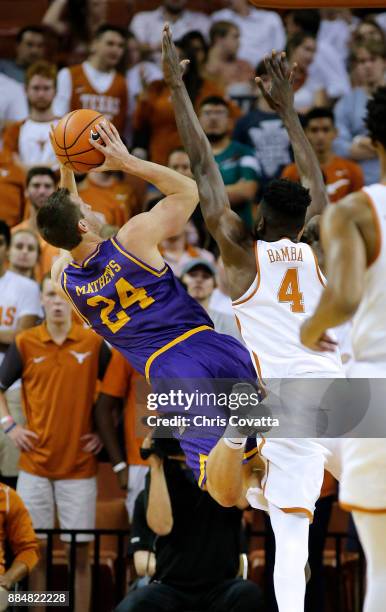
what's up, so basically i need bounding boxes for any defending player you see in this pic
[36,119,265,504]
[162,24,343,612]
[301,87,386,612]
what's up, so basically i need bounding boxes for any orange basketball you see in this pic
[249,0,384,6]
[51,109,106,173]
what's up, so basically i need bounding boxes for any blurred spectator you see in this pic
[132,42,225,165]
[179,31,208,73]
[9,230,40,280]
[0,484,39,598]
[181,259,241,339]
[282,108,364,202]
[286,33,328,114]
[126,32,162,120]
[318,9,358,63]
[130,0,210,61]
[209,256,235,317]
[233,60,291,193]
[211,0,285,67]
[352,16,386,47]
[160,224,215,278]
[115,434,263,612]
[3,62,58,170]
[0,150,26,228]
[0,276,111,612]
[0,75,28,143]
[0,221,42,490]
[95,349,148,520]
[54,25,128,133]
[198,96,259,228]
[205,22,254,96]
[0,26,46,84]
[78,171,129,227]
[284,9,351,103]
[12,167,59,282]
[334,40,385,185]
[42,0,108,63]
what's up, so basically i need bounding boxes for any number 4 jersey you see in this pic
[232,238,342,379]
[61,236,214,376]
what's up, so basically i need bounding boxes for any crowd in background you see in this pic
[0,0,383,610]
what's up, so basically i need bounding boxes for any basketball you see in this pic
[249,0,384,7]
[51,109,106,173]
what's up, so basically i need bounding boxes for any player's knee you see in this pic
[206,481,240,507]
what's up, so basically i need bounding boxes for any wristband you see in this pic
[112,462,127,473]
[223,437,247,450]
[4,423,17,435]
[0,415,14,427]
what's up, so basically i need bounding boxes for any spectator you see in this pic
[0,26,46,84]
[0,150,26,228]
[334,40,385,185]
[9,230,40,280]
[42,0,108,64]
[0,75,28,143]
[179,31,208,73]
[352,16,386,47]
[0,275,111,612]
[211,0,285,67]
[0,484,39,599]
[77,171,129,227]
[12,167,59,282]
[132,42,226,165]
[53,25,128,134]
[181,259,242,339]
[286,33,328,114]
[318,9,357,64]
[130,0,210,61]
[115,433,263,612]
[126,32,162,122]
[160,225,215,278]
[282,108,364,202]
[3,61,59,170]
[284,9,351,103]
[0,221,42,490]
[205,22,254,96]
[198,95,259,228]
[233,60,292,193]
[95,349,148,520]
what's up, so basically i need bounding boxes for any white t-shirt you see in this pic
[53,62,121,117]
[18,118,59,167]
[0,74,28,147]
[211,8,286,66]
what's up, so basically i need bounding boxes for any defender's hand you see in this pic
[255,50,296,116]
[300,319,338,353]
[90,121,131,172]
[162,23,189,88]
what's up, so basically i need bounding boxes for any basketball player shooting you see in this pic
[300,87,386,612]
[162,23,345,612]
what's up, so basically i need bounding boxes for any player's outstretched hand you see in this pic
[300,319,338,353]
[90,121,132,172]
[255,50,296,116]
[162,23,190,88]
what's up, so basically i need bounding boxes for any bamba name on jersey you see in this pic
[267,246,304,263]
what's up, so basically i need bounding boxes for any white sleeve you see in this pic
[53,68,72,117]
[8,83,28,121]
[129,13,148,44]
[17,282,44,320]
[271,13,286,52]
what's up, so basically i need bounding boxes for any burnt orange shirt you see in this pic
[0,484,39,574]
[69,64,128,134]
[2,120,23,156]
[11,221,59,283]
[133,79,239,165]
[282,156,364,203]
[16,323,104,479]
[101,349,146,466]
[78,176,129,228]
[0,151,26,228]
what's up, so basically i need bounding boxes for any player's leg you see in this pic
[352,511,386,612]
[268,502,310,612]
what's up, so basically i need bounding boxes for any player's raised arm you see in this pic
[256,52,328,222]
[162,23,251,268]
[300,192,370,352]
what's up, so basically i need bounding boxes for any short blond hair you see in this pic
[26,60,57,86]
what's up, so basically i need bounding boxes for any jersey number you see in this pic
[277,268,305,313]
[87,278,155,333]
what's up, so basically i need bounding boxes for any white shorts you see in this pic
[339,360,386,512]
[17,471,97,542]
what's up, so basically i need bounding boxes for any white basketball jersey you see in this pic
[351,184,386,363]
[232,239,342,379]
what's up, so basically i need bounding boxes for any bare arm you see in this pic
[94,394,128,490]
[226,180,258,207]
[300,192,372,352]
[0,314,39,350]
[256,52,328,221]
[145,448,173,536]
[161,24,251,270]
[133,551,156,577]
